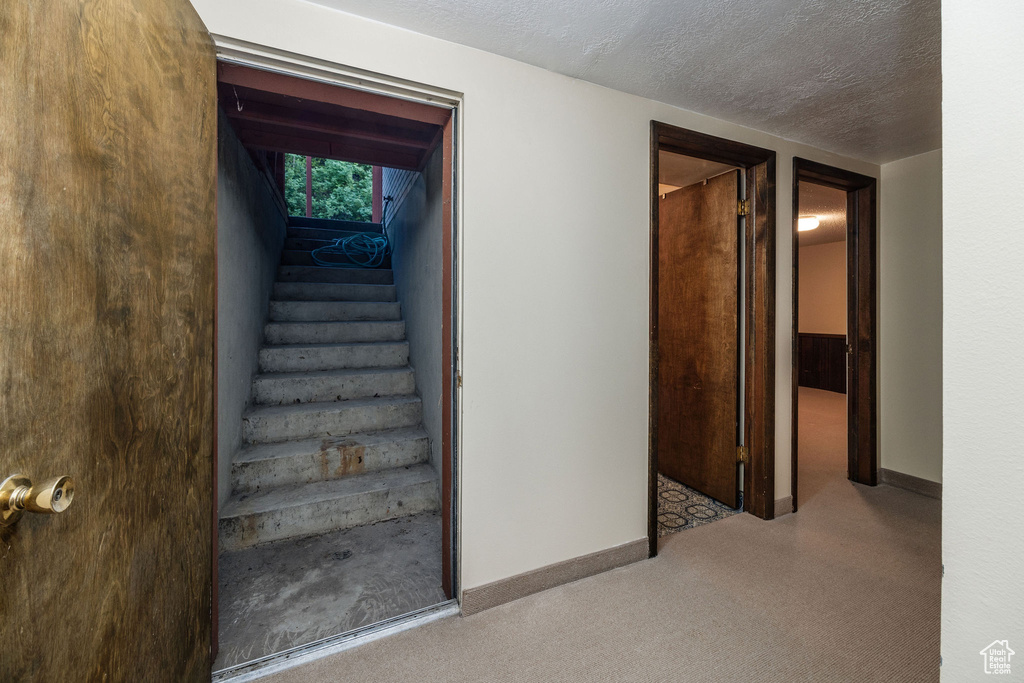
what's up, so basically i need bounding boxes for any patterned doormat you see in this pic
[658,474,740,536]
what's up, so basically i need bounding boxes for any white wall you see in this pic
[387,148,445,477]
[798,242,846,335]
[190,0,879,591]
[941,0,1024,678]
[216,109,287,511]
[879,150,942,484]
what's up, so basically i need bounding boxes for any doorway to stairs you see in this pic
[791,159,878,512]
[648,123,777,555]
[212,59,459,675]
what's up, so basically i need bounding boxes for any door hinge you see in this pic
[738,199,751,217]
[456,373,463,388]
[737,446,749,464]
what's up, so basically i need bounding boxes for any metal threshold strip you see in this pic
[212,600,460,682]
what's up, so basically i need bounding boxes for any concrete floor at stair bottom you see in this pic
[215,511,445,670]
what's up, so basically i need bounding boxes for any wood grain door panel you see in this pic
[0,1,216,679]
[657,171,740,507]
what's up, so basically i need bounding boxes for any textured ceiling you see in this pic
[798,181,846,246]
[310,0,941,163]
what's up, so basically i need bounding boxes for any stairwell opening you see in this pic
[212,61,457,674]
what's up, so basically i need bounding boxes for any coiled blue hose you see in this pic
[310,195,394,268]
[311,232,390,268]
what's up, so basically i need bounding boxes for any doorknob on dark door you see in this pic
[0,474,75,527]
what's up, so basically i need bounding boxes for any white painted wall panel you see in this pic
[798,242,846,335]
[879,150,942,484]
[941,0,1024,677]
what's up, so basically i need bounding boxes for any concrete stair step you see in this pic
[253,366,415,405]
[284,235,389,252]
[277,266,393,285]
[282,246,378,266]
[264,320,405,345]
[268,300,401,322]
[272,281,397,303]
[287,227,378,241]
[287,217,383,233]
[219,463,438,550]
[259,340,408,373]
[280,247,389,268]
[285,237,336,252]
[231,426,430,493]
[281,249,316,266]
[242,394,422,443]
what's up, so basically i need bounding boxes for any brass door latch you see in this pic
[0,474,75,527]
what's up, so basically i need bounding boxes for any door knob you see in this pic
[0,474,75,527]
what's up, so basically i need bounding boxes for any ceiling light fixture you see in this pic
[798,216,820,231]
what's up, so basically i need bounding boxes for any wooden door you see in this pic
[658,171,741,507]
[0,1,216,680]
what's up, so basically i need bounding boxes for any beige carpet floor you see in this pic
[265,387,940,682]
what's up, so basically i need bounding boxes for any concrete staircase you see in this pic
[220,224,438,552]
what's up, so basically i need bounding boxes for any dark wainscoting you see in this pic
[798,333,847,393]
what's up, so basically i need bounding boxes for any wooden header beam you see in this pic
[218,63,452,128]
[226,102,434,151]
[235,129,422,171]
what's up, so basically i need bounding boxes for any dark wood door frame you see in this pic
[649,122,777,556]
[791,158,877,512]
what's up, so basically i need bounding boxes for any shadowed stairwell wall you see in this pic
[216,108,288,511]
[384,147,445,479]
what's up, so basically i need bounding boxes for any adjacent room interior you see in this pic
[213,62,456,673]
[794,180,849,507]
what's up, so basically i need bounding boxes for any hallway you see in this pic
[264,387,941,682]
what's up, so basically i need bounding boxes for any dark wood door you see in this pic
[0,1,216,680]
[658,171,741,507]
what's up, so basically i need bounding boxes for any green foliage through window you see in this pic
[284,154,373,221]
